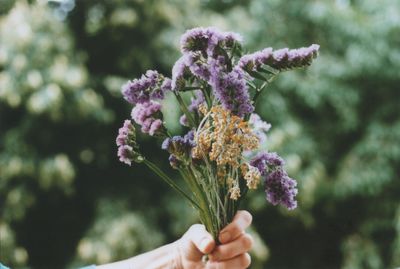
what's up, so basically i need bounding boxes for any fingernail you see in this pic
[219,231,230,243]
[200,238,210,251]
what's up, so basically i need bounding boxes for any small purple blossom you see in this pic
[131,101,164,136]
[265,168,298,210]
[239,44,319,73]
[168,154,180,169]
[118,145,134,166]
[209,65,254,117]
[116,120,143,165]
[186,52,211,81]
[250,151,297,210]
[250,151,285,176]
[172,55,191,91]
[162,130,196,166]
[122,70,171,105]
[239,48,273,71]
[180,27,243,58]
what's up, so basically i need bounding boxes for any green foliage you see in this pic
[0,0,399,268]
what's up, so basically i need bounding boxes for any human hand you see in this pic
[174,210,253,269]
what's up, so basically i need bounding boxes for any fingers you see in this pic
[207,253,251,269]
[218,210,252,244]
[209,233,253,261]
[184,224,215,254]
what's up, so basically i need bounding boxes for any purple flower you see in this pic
[116,120,143,165]
[168,154,180,169]
[180,27,243,58]
[122,70,171,104]
[239,44,319,73]
[162,130,196,167]
[209,65,254,117]
[172,55,192,91]
[131,101,164,136]
[265,168,298,210]
[180,27,224,56]
[250,151,285,176]
[239,48,273,72]
[116,120,134,146]
[186,52,211,81]
[250,151,297,210]
[118,145,134,166]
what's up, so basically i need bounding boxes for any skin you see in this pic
[97,210,253,269]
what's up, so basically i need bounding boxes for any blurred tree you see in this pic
[0,1,113,267]
[1,0,399,268]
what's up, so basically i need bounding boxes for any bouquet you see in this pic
[116,27,319,240]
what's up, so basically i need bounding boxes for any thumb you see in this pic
[180,224,215,260]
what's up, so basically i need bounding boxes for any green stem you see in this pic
[143,159,201,210]
[187,166,218,239]
[175,93,196,127]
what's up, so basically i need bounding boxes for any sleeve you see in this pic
[0,263,10,269]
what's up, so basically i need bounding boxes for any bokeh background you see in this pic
[0,0,399,268]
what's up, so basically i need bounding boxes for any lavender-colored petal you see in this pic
[265,168,298,210]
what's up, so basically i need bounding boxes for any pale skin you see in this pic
[97,210,253,269]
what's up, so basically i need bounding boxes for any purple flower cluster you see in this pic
[239,44,319,72]
[171,55,191,91]
[265,168,298,210]
[210,65,254,117]
[116,120,143,165]
[250,151,297,210]
[131,101,164,136]
[162,130,196,168]
[122,70,171,105]
[180,27,242,57]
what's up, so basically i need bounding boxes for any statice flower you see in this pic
[131,100,164,136]
[250,151,297,209]
[209,65,254,117]
[122,70,170,105]
[239,48,273,72]
[116,120,143,165]
[250,151,285,176]
[185,51,211,81]
[265,168,298,210]
[171,55,192,91]
[181,27,243,58]
[162,130,196,167]
[239,44,319,73]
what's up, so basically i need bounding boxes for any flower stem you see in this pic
[143,159,201,210]
[175,92,196,127]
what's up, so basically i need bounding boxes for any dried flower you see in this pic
[171,55,192,91]
[116,120,144,165]
[250,151,285,176]
[243,164,262,189]
[162,130,196,167]
[265,168,298,210]
[122,70,170,105]
[193,106,259,167]
[239,44,319,73]
[131,100,164,136]
[209,65,254,117]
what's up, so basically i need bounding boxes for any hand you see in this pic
[175,210,253,269]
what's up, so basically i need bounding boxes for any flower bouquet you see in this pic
[116,27,319,240]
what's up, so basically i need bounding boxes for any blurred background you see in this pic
[0,0,399,268]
